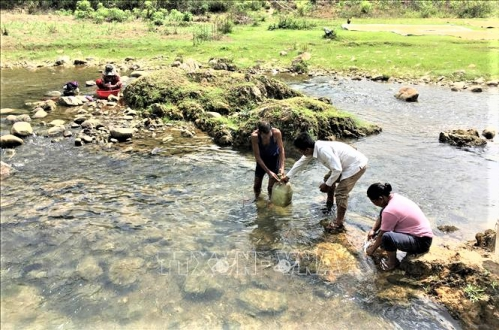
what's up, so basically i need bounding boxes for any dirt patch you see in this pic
[342,23,498,40]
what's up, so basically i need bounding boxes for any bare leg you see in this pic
[335,205,347,225]
[254,176,263,200]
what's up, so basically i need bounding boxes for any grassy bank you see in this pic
[1,13,498,81]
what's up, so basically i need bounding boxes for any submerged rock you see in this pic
[439,128,486,147]
[238,288,288,315]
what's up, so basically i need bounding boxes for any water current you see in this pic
[2,67,498,329]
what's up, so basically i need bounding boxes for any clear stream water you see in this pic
[1,67,498,329]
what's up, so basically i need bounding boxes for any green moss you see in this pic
[124,67,380,148]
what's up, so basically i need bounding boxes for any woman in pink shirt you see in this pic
[365,182,433,271]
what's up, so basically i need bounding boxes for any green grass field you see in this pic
[1,13,498,80]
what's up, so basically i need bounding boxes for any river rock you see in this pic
[11,122,33,137]
[81,118,104,129]
[108,257,145,286]
[30,99,56,112]
[475,229,496,251]
[486,80,498,87]
[482,127,496,139]
[238,288,288,315]
[45,91,62,97]
[110,127,134,141]
[130,71,147,78]
[74,58,88,65]
[85,80,96,86]
[1,161,13,179]
[439,129,486,147]
[0,108,19,115]
[80,134,94,143]
[77,256,103,280]
[47,126,65,136]
[48,119,65,127]
[55,55,70,66]
[59,96,86,106]
[183,275,223,300]
[469,85,483,93]
[5,114,31,123]
[179,58,201,73]
[395,86,419,102]
[0,134,24,148]
[451,82,466,91]
[32,108,48,119]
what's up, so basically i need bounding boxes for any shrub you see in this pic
[183,12,193,22]
[451,0,493,18]
[169,9,184,22]
[74,0,94,19]
[216,17,234,34]
[268,16,316,30]
[360,1,372,14]
[208,1,230,13]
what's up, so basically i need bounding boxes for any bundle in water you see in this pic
[270,182,293,207]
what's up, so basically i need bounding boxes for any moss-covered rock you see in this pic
[123,68,381,149]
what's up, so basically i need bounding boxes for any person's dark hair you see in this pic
[257,121,271,134]
[367,182,392,200]
[293,132,315,150]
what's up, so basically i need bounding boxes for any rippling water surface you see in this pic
[2,68,497,329]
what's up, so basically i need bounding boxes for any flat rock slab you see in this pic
[341,24,497,40]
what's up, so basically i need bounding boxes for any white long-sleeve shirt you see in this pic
[286,141,368,186]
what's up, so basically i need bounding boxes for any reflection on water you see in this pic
[0,68,485,329]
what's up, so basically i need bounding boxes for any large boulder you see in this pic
[439,129,486,147]
[0,134,24,148]
[109,127,134,141]
[395,87,419,102]
[11,122,33,137]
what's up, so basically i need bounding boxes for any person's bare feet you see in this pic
[380,258,400,271]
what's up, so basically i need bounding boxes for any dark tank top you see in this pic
[258,130,279,158]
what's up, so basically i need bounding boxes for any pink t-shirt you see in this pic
[380,193,434,238]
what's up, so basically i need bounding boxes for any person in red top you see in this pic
[96,64,122,90]
[365,182,433,271]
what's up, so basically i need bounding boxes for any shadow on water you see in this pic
[2,68,493,329]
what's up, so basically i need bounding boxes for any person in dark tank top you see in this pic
[251,121,285,200]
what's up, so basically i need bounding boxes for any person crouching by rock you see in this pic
[365,182,433,271]
[62,81,80,96]
[96,64,122,91]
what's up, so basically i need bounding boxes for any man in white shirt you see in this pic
[282,132,368,233]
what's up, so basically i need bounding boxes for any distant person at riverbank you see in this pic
[281,132,367,233]
[365,182,434,271]
[251,121,285,200]
[62,81,79,96]
[96,64,122,91]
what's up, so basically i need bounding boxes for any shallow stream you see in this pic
[1,67,498,329]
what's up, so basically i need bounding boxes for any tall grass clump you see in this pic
[268,16,316,30]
